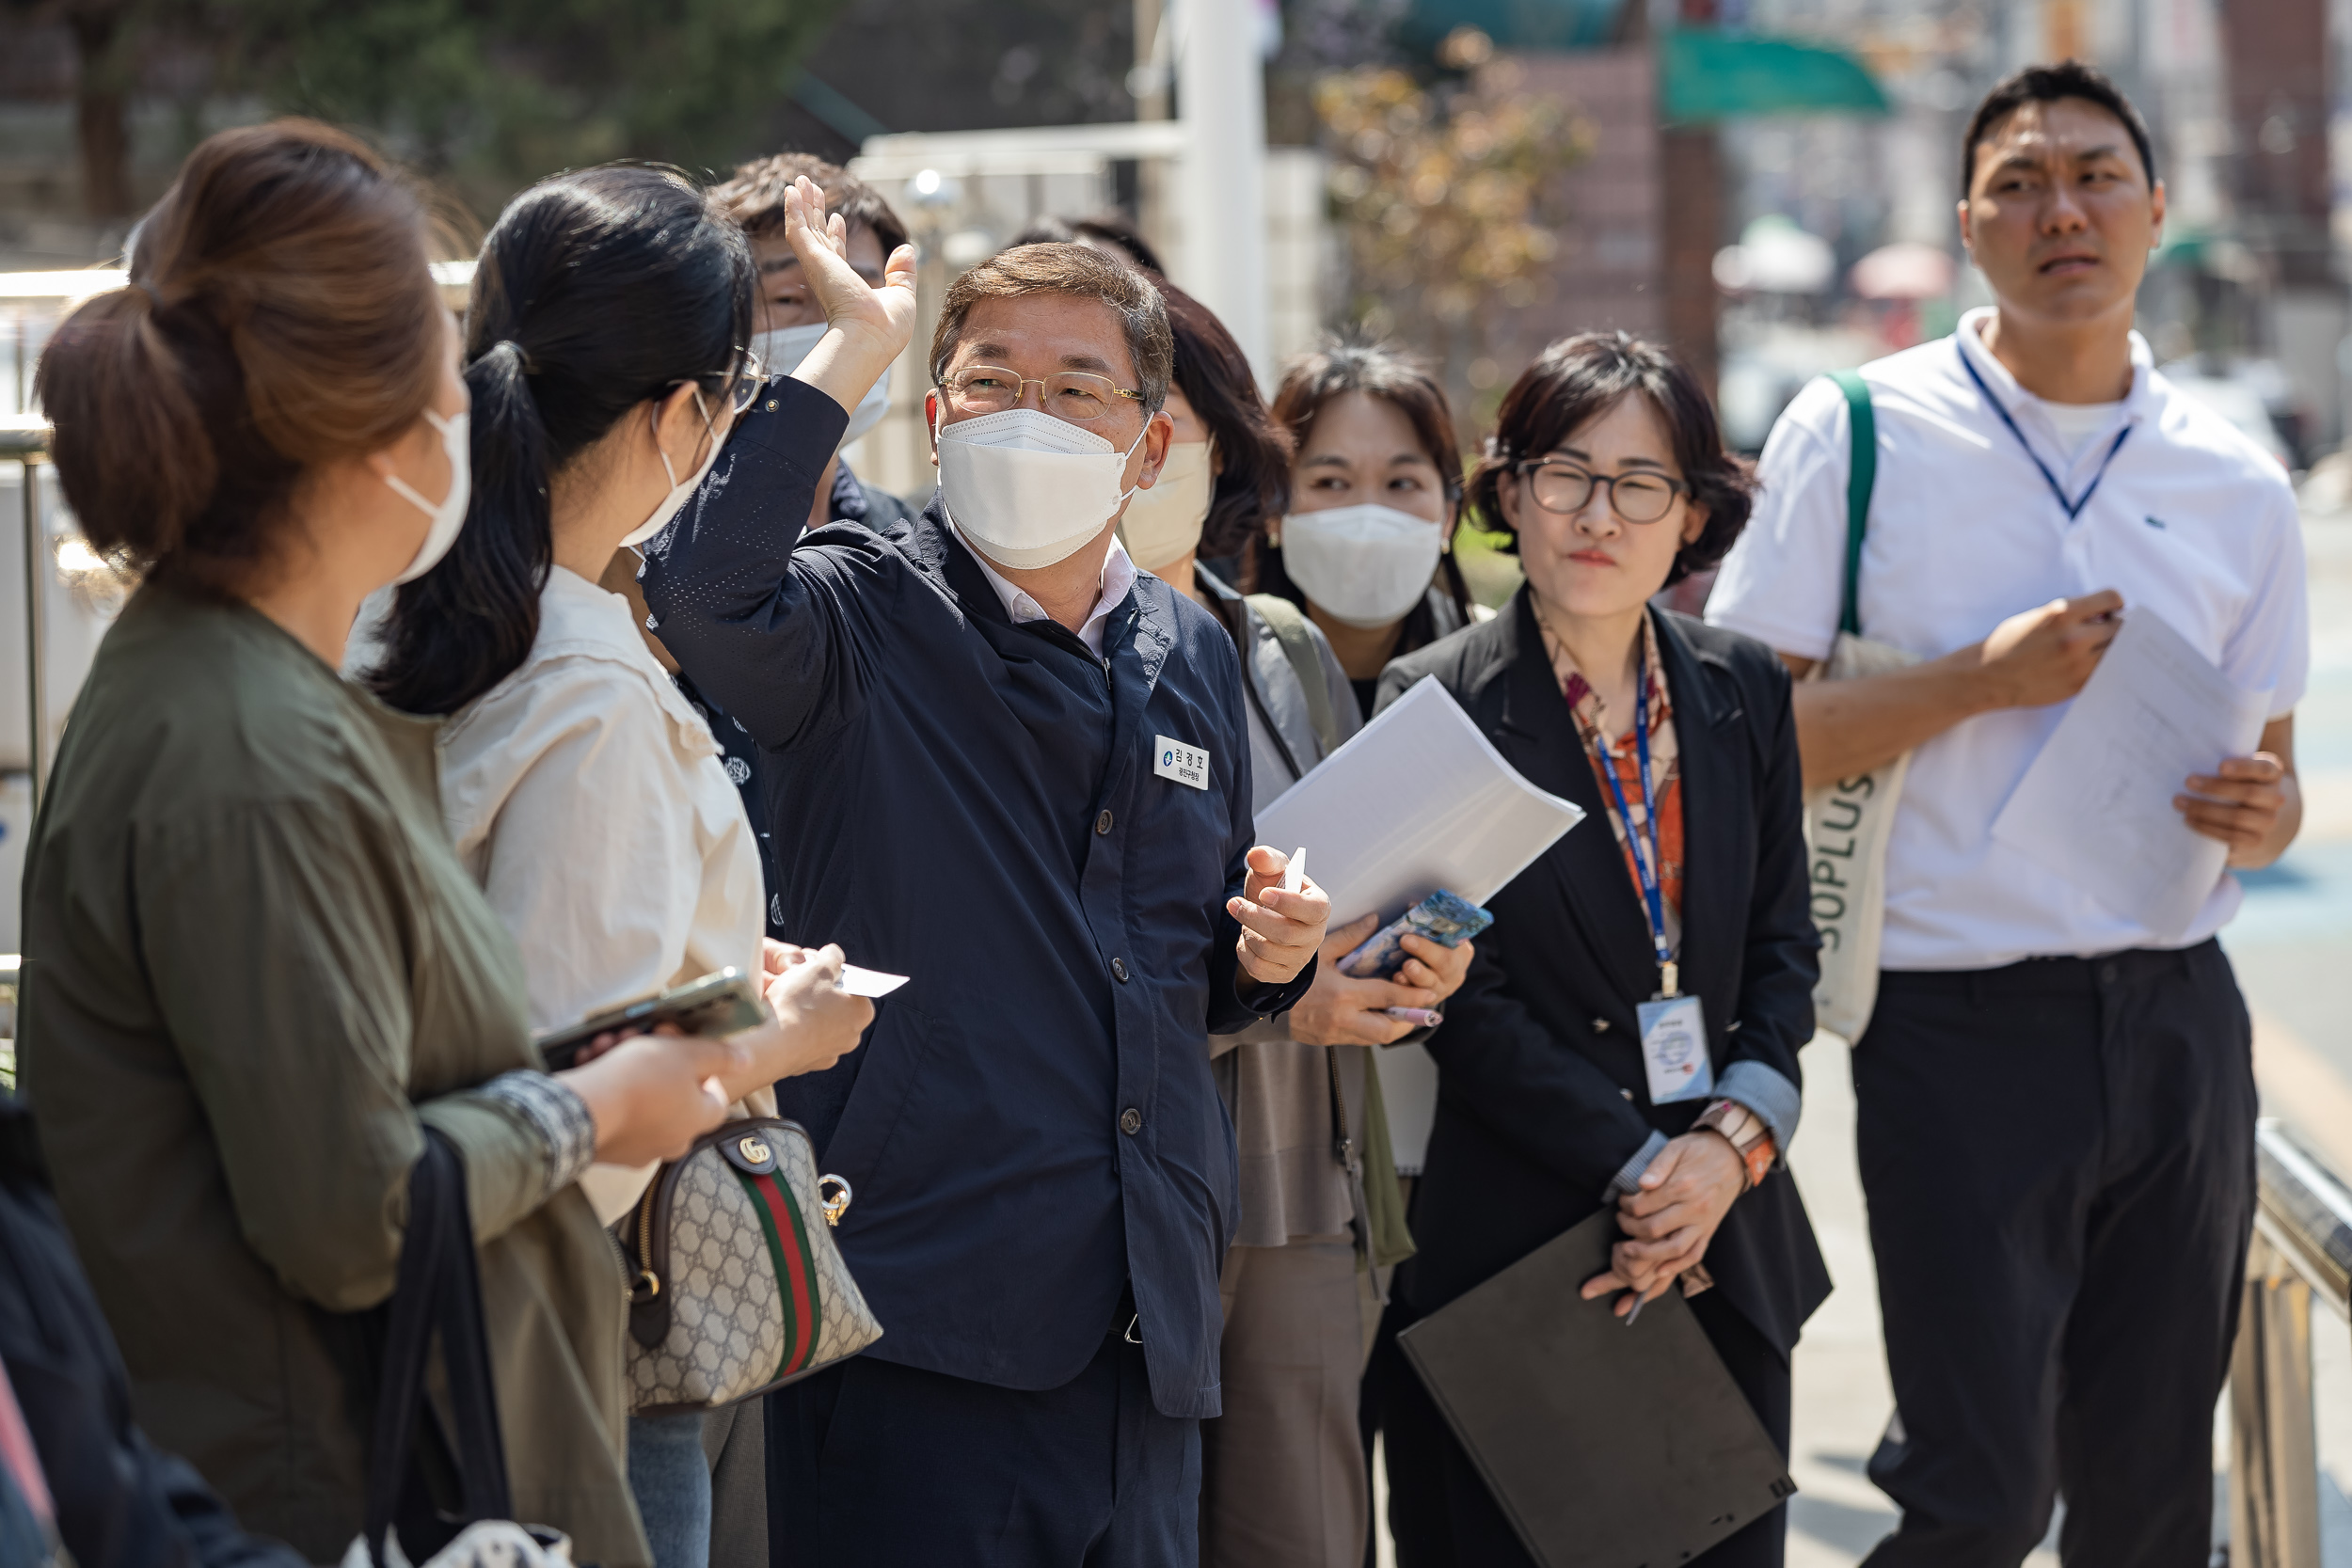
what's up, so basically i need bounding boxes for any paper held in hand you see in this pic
[1991,607,2271,942]
[1256,676,1584,930]
[837,964,910,998]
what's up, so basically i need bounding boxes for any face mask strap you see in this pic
[386,408,462,518]
[655,389,718,493]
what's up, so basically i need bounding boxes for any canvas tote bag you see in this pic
[1804,371,1917,1042]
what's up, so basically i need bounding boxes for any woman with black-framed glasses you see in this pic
[366,165,886,1568]
[1375,333,1828,1568]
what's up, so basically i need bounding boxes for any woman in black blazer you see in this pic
[1375,334,1829,1568]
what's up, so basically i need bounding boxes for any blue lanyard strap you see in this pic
[1592,647,1677,996]
[1958,343,2132,521]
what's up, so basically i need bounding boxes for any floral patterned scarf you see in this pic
[1534,604,1683,952]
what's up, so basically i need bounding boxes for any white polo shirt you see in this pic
[1708,308,2309,971]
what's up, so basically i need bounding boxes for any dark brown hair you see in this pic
[1470,331,1755,587]
[370,166,755,717]
[930,243,1173,413]
[712,152,910,258]
[1262,340,1474,621]
[1160,283,1290,560]
[1007,213,1168,277]
[36,119,444,595]
[1963,60,2155,195]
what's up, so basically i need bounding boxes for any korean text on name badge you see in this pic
[1153,735,1210,790]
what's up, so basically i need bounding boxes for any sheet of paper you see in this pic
[1255,675,1586,930]
[837,964,910,998]
[1991,608,2270,942]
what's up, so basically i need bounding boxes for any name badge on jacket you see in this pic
[1153,735,1210,790]
[1638,994,1712,1104]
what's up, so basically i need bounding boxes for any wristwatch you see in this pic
[1694,1099,1776,1191]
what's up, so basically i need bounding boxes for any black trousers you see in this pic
[1854,940,2255,1568]
[1381,1287,1790,1568]
[763,1330,1200,1567]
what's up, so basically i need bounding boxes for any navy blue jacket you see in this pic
[642,378,1311,1418]
[0,1091,308,1568]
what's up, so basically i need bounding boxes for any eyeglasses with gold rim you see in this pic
[941,365,1147,424]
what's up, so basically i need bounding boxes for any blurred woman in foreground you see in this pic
[21,120,743,1567]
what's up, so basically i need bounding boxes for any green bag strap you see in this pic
[1246,594,1343,758]
[1828,370,1876,639]
[1358,1050,1415,1271]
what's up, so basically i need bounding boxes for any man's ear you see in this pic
[2150,177,2167,247]
[1135,409,1175,487]
[925,388,942,470]
[1955,197,1975,261]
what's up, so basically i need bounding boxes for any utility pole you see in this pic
[1179,0,1271,380]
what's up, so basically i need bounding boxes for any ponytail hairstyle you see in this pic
[34,119,443,595]
[368,166,754,717]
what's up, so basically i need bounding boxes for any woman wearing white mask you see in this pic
[370,166,883,1568]
[23,124,755,1568]
[1130,289,1474,1568]
[1259,344,1485,719]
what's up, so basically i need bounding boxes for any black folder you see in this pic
[1396,1210,1797,1568]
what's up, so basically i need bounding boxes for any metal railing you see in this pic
[0,417,46,815]
[2232,1117,2352,1567]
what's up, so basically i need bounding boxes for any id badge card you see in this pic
[1637,993,1712,1104]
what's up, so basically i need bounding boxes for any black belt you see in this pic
[1879,938,2217,1000]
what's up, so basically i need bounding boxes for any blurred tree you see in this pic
[1316,55,1591,414]
[193,0,851,215]
[3,0,141,217]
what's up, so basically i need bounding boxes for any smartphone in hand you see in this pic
[534,968,771,1071]
[1339,891,1493,981]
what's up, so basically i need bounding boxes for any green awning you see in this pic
[1660,28,1888,124]
[1400,0,1627,52]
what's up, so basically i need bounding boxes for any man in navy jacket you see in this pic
[642,184,1327,1565]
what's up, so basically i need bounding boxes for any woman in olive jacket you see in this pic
[19,122,745,1567]
[1375,335,1828,1568]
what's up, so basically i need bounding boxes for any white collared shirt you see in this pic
[953,525,1139,657]
[1708,308,2309,971]
[437,565,770,1219]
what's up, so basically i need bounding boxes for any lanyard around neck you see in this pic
[1591,647,1677,998]
[1958,344,2132,521]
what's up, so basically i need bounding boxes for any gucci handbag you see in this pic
[617,1117,882,1415]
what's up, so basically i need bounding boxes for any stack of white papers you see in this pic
[1256,676,1584,928]
[1991,608,2270,941]
[1256,677,1584,1178]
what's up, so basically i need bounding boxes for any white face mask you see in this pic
[935,406,1149,571]
[386,409,471,585]
[1117,439,1214,573]
[1279,503,1444,627]
[755,323,892,447]
[623,391,724,549]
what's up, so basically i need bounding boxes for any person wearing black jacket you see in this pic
[1375,336,1828,1568]
[640,192,1329,1565]
[0,1087,307,1568]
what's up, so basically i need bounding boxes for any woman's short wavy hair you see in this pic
[1469,332,1756,587]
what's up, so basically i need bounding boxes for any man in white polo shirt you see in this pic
[1709,61,2306,1568]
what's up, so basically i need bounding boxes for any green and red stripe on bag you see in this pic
[618,1117,883,1415]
